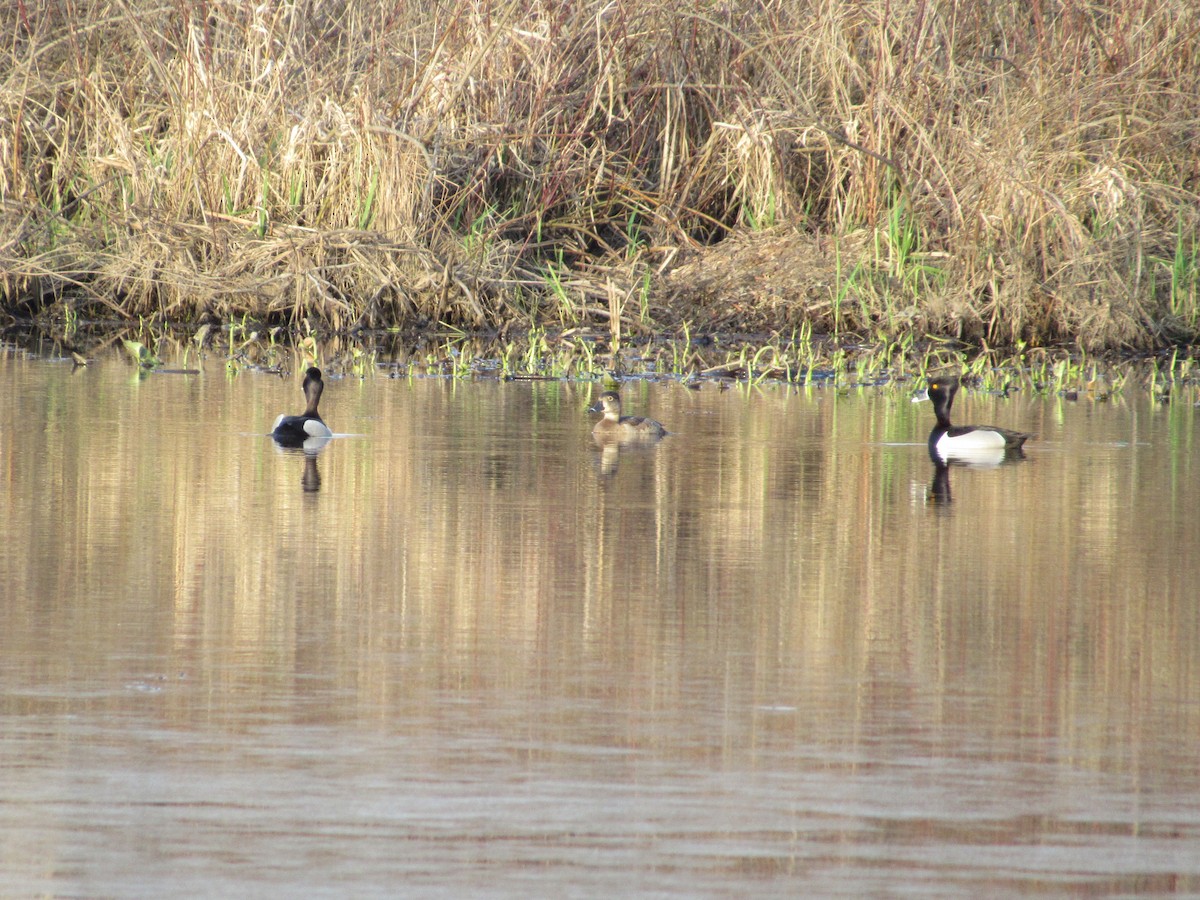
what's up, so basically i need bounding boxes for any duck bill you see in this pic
[588,399,604,413]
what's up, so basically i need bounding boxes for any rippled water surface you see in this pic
[2,349,1199,897]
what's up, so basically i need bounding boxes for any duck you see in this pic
[922,375,1033,464]
[588,390,667,440]
[272,367,333,446]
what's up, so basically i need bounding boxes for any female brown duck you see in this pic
[588,390,667,440]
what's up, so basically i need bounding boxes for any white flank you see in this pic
[936,428,1006,451]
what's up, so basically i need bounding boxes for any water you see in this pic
[2,349,1199,897]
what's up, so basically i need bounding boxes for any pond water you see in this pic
[2,347,1199,897]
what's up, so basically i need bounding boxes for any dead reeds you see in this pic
[1,0,1198,350]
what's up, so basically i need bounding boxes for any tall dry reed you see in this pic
[1,0,1198,349]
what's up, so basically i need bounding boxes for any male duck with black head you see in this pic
[588,390,667,442]
[922,375,1034,466]
[272,367,333,449]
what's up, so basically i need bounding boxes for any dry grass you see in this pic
[1,0,1198,350]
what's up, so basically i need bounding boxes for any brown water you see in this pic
[2,348,1199,897]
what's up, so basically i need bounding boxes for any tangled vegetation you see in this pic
[2,0,1199,352]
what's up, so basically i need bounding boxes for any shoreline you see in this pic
[4,314,1196,402]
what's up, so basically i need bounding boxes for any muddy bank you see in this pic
[7,300,1197,406]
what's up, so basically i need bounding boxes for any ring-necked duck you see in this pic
[588,390,667,440]
[923,375,1033,463]
[272,367,333,445]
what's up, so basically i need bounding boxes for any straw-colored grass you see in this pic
[2,0,1198,350]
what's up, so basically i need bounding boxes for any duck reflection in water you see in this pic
[592,436,673,478]
[926,444,1021,505]
[272,434,331,492]
[921,448,1017,504]
[595,441,621,478]
[929,460,953,504]
[301,452,322,493]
